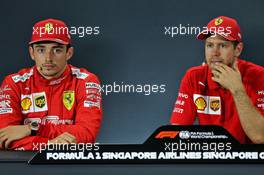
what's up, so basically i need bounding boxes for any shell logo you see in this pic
[21,97,32,111]
[195,97,206,111]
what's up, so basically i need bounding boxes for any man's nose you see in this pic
[44,50,53,62]
[211,46,221,57]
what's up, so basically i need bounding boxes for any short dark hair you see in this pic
[231,41,239,49]
[30,41,72,51]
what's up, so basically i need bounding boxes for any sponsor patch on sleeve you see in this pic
[86,82,101,91]
[84,101,100,108]
[193,94,221,115]
[71,68,89,79]
[0,85,13,114]
[83,81,102,109]
[0,99,12,114]
[85,82,101,100]
[172,92,188,114]
[12,69,33,83]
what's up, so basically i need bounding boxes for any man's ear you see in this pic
[66,47,74,61]
[29,46,35,61]
[235,42,243,57]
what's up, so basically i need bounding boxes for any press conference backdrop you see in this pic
[1,0,263,147]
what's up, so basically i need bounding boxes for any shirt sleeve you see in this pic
[0,76,49,150]
[37,74,103,143]
[170,71,197,124]
[0,76,22,128]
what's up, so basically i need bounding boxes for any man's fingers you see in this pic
[212,76,221,84]
[0,136,7,149]
[50,133,77,144]
[63,132,76,139]
[212,70,221,78]
[49,137,66,144]
[0,128,6,134]
[56,137,72,144]
[213,63,230,74]
[56,138,68,144]
[0,132,6,140]
[62,137,73,144]
[0,134,7,144]
[60,133,76,143]
[48,132,77,145]
[61,132,76,142]
[4,139,12,149]
[233,60,239,72]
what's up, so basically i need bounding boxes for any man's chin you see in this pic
[41,71,60,79]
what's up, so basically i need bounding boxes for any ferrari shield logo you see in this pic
[63,91,75,110]
[214,17,223,26]
[45,22,53,33]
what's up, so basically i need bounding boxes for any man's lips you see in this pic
[43,64,56,68]
[210,59,223,64]
[211,61,222,64]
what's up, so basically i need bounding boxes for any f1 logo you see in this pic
[155,131,179,139]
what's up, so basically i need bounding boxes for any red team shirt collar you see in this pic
[34,64,71,86]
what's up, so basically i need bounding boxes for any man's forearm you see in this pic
[232,88,264,143]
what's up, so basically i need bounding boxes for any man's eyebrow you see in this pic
[217,41,230,44]
[205,41,230,44]
[34,45,45,48]
[52,45,64,49]
[33,44,64,48]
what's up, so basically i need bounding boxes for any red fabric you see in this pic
[0,64,102,150]
[170,59,264,143]
[29,18,71,45]
[197,16,242,42]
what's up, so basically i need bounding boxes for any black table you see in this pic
[0,151,263,175]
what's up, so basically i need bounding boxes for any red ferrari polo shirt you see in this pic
[170,59,264,143]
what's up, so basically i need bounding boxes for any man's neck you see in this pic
[37,65,67,80]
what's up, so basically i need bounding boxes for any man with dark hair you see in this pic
[0,19,102,150]
[170,16,264,144]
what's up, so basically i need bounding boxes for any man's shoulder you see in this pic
[240,59,264,73]
[240,59,264,83]
[5,67,34,84]
[69,65,100,83]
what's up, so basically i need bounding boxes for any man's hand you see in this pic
[0,125,31,149]
[211,61,244,94]
[48,132,77,144]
